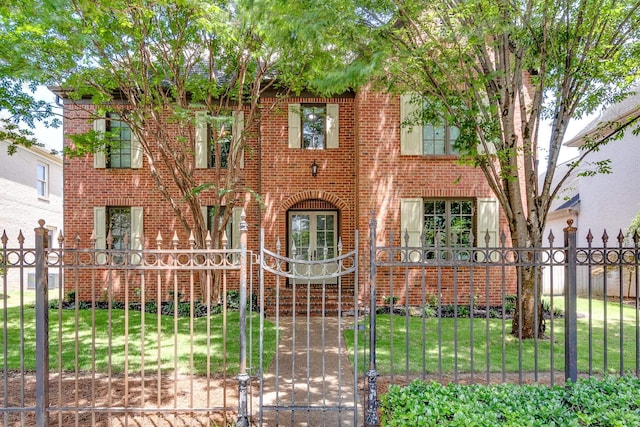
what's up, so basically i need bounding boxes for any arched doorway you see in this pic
[287,199,339,284]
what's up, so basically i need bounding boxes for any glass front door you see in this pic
[288,211,338,283]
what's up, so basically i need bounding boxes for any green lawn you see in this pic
[1,290,276,376]
[345,297,640,376]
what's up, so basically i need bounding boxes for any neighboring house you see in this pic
[544,90,640,296]
[55,86,507,307]
[0,139,63,291]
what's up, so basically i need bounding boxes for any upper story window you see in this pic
[401,94,460,156]
[401,93,496,156]
[195,111,244,169]
[209,115,233,168]
[302,105,326,149]
[93,113,142,169]
[423,119,460,155]
[288,103,339,149]
[106,113,132,168]
[36,163,48,198]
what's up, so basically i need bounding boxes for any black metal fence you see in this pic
[364,215,640,426]
[1,218,254,427]
[3,216,640,427]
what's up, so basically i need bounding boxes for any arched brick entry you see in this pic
[280,190,347,213]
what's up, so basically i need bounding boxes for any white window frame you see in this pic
[37,162,48,199]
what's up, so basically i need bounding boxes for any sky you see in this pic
[31,85,64,152]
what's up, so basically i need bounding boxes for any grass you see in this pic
[344,297,640,376]
[1,290,276,376]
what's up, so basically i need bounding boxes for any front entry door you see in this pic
[288,211,338,284]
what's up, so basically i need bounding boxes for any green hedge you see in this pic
[381,375,640,426]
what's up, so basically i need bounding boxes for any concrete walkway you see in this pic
[258,316,362,426]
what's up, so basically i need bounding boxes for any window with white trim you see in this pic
[36,163,48,198]
[288,103,339,149]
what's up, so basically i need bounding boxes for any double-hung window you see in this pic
[36,163,48,198]
[288,103,339,149]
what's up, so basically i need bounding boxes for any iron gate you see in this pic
[258,229,360,426]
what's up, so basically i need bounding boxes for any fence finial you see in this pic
[188,230,196,248]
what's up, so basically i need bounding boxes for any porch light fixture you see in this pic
[311,160,319,177]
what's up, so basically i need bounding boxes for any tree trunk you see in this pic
[511,265,545,338]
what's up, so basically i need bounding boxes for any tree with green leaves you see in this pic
[0,0,364,299]
[362,0,640,338]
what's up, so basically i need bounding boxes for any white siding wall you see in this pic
[0,140,63,291]
[575,134,640,247]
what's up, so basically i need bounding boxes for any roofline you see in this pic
[565,105,640,148]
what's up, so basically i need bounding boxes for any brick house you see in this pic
[56,85,507,309]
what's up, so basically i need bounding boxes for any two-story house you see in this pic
[0,139,63,290]
[56,85,505,310]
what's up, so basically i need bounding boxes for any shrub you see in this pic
[380,376,640,426]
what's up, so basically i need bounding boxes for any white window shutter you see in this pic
[400,198,423,261]
[93,118,106,168]
[326,104,339,148]
[477,198,500,262]
[400,94,422,155]
[232,206,242,249]
[288,103,301,149]
[131,128,143,169]
[195,111,208,168]
[131,207,144,251]
[233,110,245,169]
[201,206,209,231]
[94,207,106,264]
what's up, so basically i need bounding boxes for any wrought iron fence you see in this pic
[1,218,254,427]
[364,215,640,426]
[3,216,640,427]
